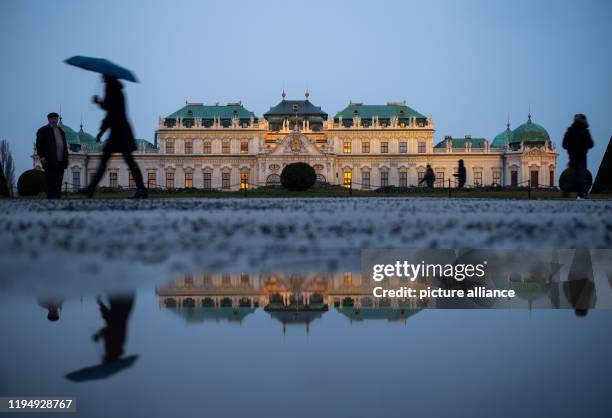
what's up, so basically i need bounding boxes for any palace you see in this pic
[33,93,558,191]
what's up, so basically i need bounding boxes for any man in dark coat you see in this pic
[36,112,69,199]
[453,159,467,189]
[419,164,436,188]
[84,75,147,198]
[562,114,594,199]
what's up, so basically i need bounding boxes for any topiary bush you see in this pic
[280,162,316,191]
[17,169,46,196]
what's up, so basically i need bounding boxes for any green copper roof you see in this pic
[491,124,512,148]
[335,103,426,121]
[59,121,80,145]
[135,138,155,149]
[434,137,488,148]
[165,103,257,120]
[77,125,97,145]
[509,115,550,144]
[264,99,328,118]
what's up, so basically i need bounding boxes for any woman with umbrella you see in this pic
[65,56,147,198]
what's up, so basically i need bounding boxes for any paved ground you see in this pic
[1,197,611,293]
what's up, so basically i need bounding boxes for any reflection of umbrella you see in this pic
[65,354,139,382]
[64,56,138,82]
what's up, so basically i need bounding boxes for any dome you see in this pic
[491,123,512,148]
[509,115,550,147]
[59,120,80,145]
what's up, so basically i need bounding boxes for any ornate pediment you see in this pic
[268,132,324,156]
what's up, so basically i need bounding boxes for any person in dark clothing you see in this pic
[453,159,467,189]
[84,75,147,198]
[35,112,69,199]
[93,293,135,363]
[562,114,594,199]
[0,161,9,197]
[419,164,436,188]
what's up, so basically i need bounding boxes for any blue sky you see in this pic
[0,0,610,176]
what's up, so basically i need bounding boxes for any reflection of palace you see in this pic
[156,273,427,326]
[34,93,557,190]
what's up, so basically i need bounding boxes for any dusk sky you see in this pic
[1,0,610,176]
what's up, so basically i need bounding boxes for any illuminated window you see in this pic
[399,171,407,187]
[343,141,352,154]
[418,142,426,153]
[222,172,230,189]
[222,141,230,153]
[203,142,211,154]
[362,141,370,153]
[399,142,407,153]
[203,172,212,189]
[166,171,174,189]
[380,171,389,187]
[184,140,193,154]
[380,141,388,153]
[343,171,352,188]
[240,172,249,189]
[343,272,352,286]
[147,171,156,188]
[165,140,174,154]
[109,172,118,188]
[184,172,193,188]
[240,141,249,154]
[361,171,370,189]
[128,172,135,189]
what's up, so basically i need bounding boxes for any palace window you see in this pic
[165,140,174,154]
[165,171,174,189]
[147,171,156,188]
[380,141,389,153]
[184,140,193,154]
[184,172,193,188]
[343,272,352,286]
[417,169,425,184]
[72,171,80,190]
[530,170,539,188]
[109,172,118,188]
[418,142,426,153]
[240,141,249,154]
[361,171,370,189]
[129,172,135,189]
[474,171,483,186]
[435,171,445,188]
[343,141,352,154]
[222,141,230,154]
[203,172,212,189]
[240,172,249,189]
[362,141,370,153]
[399,142,407,153]
[549,169,554,187]
[380,171,389,187]
[399,171,408,187]
[240,273,250,287]
[511,170,518,187]
[222,172,230,189]
[492,170,501,185]
[343,171,352,188]
[203,142,211,154]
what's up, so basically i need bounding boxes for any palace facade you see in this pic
[33,93,558,191]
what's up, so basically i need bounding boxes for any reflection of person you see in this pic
[563,249,597,316]
[37,297,64,321]
[93,293,135,363]
[453,159,466,189]
[562,114,593,199]
[84,75,147,199]
[36,112,69,199]
[419,164,436,188]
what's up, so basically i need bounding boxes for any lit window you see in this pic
[203,142,211,154]
[380,171,389,187]
[109,172,118,188]
[399,142,407,153]
[418,142,426,153]
[240,141,249,154]
[343,272,352,286]
[166,171,174,189]
[147,171,156,188]
[184,141,193,154]
[343,141,352,154]
[361,171,370,189]
[240,172,249,189]
[222,141,230,153]
[343,171,352,188]
[222,172,230,189]
[166,140,174,154]
[362,142,370,153]
[184,172,193,188]
[380,142,389,153]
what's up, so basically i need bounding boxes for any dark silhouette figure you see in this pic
[563,249,597,316]
[453,159,466,189]
[37,297,64,322]
[93,293,135,363]
[85,75,146,198]
[0,160,9,197]
[35,112,69,199]
[591,136,612,194]
[562,114,593,199]
[419,164,436,188]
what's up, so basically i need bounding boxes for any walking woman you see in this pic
[84,75,147,198]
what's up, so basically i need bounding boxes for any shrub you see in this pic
[280,162,316,191]
[17,169,46,196]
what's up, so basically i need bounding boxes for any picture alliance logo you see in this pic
[372,260,488,282]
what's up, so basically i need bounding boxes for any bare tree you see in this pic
[0,139,15,196]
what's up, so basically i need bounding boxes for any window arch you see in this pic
[266,174,281,186]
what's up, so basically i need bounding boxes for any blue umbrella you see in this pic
[64,56,139,82]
